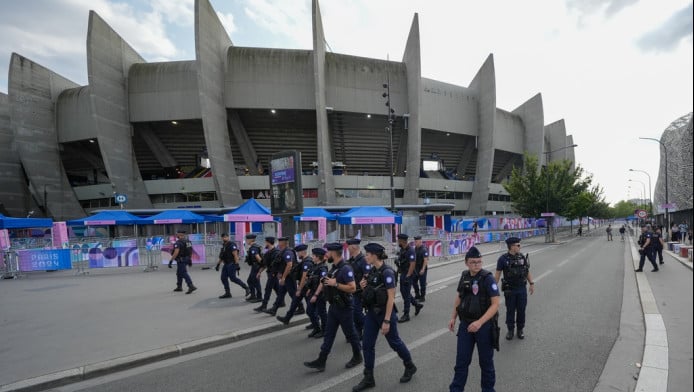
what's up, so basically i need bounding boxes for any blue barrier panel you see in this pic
[17,249,72,271]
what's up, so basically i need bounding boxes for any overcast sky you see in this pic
[1,0,692,206]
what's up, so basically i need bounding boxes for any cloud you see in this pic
[151,0,194,26]
[637,3,693,52]
[565,0,639,17]
[243,0,311,47]
[217,11,237,37]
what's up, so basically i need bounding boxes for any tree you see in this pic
[610,200,639,219]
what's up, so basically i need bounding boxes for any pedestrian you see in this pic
[412,235,429,302]
[304,242,362,372]
[215,233,251,299]
[253,237,281,313]
[448,246,500,392]
[577,225,583,236]
[670,223,679,242]
[305,247,329,338]
[168,230,197,294]
[619,225,626,242]
[352,242,417,391]
[244,234,263,303]
[494,237,534,340]
[652,228,665,265]
[346,238,369,339]
[606,224,613,241]
[395,233,423,323]
[276,243,310,324]
[263,237,296,316]
[679,221,689,244]
[636,225,659,272]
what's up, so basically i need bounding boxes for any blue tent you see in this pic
[224,198,274,222]
[293,207,337,221]
[141,210,209,224]
[0,213,53,229]
[336,206,402,225]
[66,211,147,226]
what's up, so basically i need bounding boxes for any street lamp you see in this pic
[629,180,646,210]
[382,73,397,241]
[629,169,652,215]
[543,143,578,242]
[639,137,669,236]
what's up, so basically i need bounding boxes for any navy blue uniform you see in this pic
[173,239,193,288]
[651,232,664,264]
[450,270,500,392]
[273,247,297,308]
[496,253,529,331]
[306,262,328,331]
[412,245,429,299]
[319,260,361,356]
[347,252,369,336]
[637,231,658,271]
[219,241,249,294]
[245,243,263,299]
[362,264,412,370]
[261,247,281,307]
[279,253,309,320]
[397,246,418,314]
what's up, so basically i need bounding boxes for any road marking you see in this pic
[533,270,552,282]
[557,258,571,267]
[302,328,450,392]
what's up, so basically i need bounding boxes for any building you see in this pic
[0,0,576,220]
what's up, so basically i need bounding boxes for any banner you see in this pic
[18,249,72,271]
[0,229,9,250]
[51,221,69,249]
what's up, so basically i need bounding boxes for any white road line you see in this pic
[533,269,552,282]
[302,328,450,392]
[557,258,571,267]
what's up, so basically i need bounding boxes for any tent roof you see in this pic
[224,199,274,222]
[0,214,53,229]
[141,210,209,224]
[293,207,337,221]
[336,206,402,225]
[66,210,147,226]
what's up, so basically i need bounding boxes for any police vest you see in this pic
[245,244,261,266]
[274,247,296,274]
[502,253,529,287]
[291,256,312,281]
[415,245,427,270]
[651,233,663,249]
[324,262,352,307]
[219,242,236,264]
[395,247,412,271]
[307,263,328,291]
[347,253,367,291]
[638,233,653,248]
[263,247,280,270]
[175,239,193,261]
[362,264,396,310]
[457,269,493,322]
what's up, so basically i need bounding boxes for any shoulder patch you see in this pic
[386,276,393,284]
[491,283,498,291]
[347,271,354,278]
[285,254,292,260]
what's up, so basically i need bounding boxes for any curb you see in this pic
[0,316,310,392]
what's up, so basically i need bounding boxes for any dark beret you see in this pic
[312,247,327,256]
[413,235,422,240]
[346,238,361,245]
[294,244,308,252]
[221,233,229,237]
[325,242,343,251]
[364,243,385,254]
[245,234,257,240]
[505,237,521,245]
[278,236,289,242]
[265,236,276,244]
[465,246,482,260]
[397,233,409,240]
[176,230,187,234]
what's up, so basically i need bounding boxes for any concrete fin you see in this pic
[402,13,422,204]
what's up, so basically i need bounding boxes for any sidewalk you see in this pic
[0,230,573,392]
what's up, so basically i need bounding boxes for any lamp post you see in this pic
[543,144,578,242]
[629,169,652,215]
[639,137,669,236]
[628,178,647,213]
[382,73,397,242]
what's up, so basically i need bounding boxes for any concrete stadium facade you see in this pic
[0,0,576,220]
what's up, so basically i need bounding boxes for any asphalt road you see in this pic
[53,234,629,392]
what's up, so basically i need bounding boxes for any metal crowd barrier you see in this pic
[1,250,22,279]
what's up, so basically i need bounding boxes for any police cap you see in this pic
[176,229,187,234]
[278,236,289,242]
[505,237,521,246]
[245,233,257,240]
[312,247,327,257]
[294,244,308,252]
[364,243,385,254]
[265,236,276,244]
[346,238,361,245]
[325,242,343,251]
[413,235,422,240]
[397,233,409,240]
[465,246,482,260]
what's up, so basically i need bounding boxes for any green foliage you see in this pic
[610,200,640,218]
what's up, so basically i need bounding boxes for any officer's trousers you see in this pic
[654,247,664,263]
[306,293,327,329]
[275,278,297,311]
[362,309,411,370]
[247,264,262,298]
[352,294,364,335]
[320,304,361,356]
[638,248,658,270]
[221,263,248,293]
[399,273,417,314]
[262,271,279,306]
[504,287,527,330]
[412,268,427,298]
[176,262,193,288]
[449,320,495,392]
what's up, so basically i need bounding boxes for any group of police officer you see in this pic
[635,224,665,272]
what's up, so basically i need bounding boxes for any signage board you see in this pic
[269,150,303,216]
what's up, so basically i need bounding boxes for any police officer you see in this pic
[253,237,281,313]
[352,243,417,391]
[494,237,534,340]
[215,233,251,299]
[448,246,500,392]
[306,247,329,338]
[168,230,197,294]
[264,237,296,316]
[276,243,310,324]
[412,235,429,302]
[635,225,659,272]
[653,227,666,265]
[346,238,369,339]
[304,242,362,372]
[244,234,263,303]
[395,234,423,323]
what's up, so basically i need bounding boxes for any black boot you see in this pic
[313,328,325,338]
[398,313,410,323]
[305,324,316,330]
[506,329,514,340]
[173,286,183,292]
[400,360,417,383]
[352,368,375,391]
[250,296,263,303]
[517,329,525,339]
[345,346,363,368]
[219,292,232,299]
[296,304,305,315]
[304,352,328,372]
[419,295,426,303]
[276,315,290,325]
[263,305,278,316]
[244,287,251,298]
[414,302,423,316]
[253,304,267,312]
[308,327,321,338]
[185,285,197,294]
